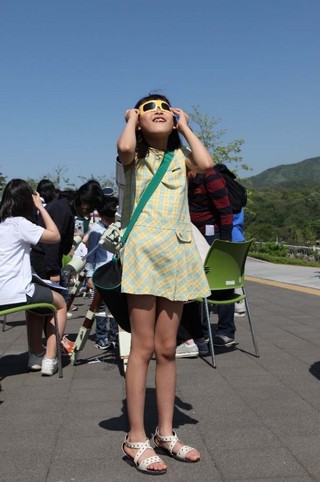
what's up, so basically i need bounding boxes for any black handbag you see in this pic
[92,257,130,332]
[92,151,174,333]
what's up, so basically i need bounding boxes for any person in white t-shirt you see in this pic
[0,179,67,376]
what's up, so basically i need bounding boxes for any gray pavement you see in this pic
[1,261,320,482]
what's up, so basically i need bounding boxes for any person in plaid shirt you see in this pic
[188,168,233,241]
[188,167,238,348]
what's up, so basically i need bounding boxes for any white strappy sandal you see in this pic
[122,434,167,475]
[153,427,200,463]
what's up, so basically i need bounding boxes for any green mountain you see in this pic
[243,156,320,189]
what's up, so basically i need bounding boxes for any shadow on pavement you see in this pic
[309,361,320,380]
[0,352,29,378]
[99,387,199,437]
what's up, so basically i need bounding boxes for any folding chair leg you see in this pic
[1,315,6,332]
[203,299,216,368]
[52,312,63,378]
[243,289,259,358]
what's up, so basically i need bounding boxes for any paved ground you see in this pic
[1,260,320,482]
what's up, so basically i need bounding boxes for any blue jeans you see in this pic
[216,304,236,338]
[94,289,108,341]
[205,232,236,339]
[95,315,108,340]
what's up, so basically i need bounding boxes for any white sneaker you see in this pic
[28,351,45,371]
[41,357,58,376]
[67,312,73,319]
[234,311,246,317]
[176,343,199,358]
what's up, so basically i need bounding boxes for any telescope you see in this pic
[63,218,122,276]
[64,160,125,276]
[72,234,83,251]
[67,161,127,361]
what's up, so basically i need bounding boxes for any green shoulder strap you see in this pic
[121,151,174,245]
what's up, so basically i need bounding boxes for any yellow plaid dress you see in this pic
[120,147,210,301]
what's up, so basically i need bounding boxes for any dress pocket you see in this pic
[163,166,184,189]
[176,230,192,243]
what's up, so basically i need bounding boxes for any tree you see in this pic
[25,178,38,191]
[42,165,75,189]
[0,170,6,190]
[25,166,75,191]
[188,106,250,173]
[245,185,320,244]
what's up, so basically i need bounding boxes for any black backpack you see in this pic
[214,163,247,213]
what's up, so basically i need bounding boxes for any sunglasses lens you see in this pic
[142,101,156,112]
[161,102,171,111]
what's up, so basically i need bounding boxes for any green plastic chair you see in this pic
[199,239,259,368]
[0,303,63,378]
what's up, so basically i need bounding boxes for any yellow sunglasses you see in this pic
[139,99,173,115]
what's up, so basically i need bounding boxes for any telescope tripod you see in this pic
[70,290,131,371]
[66,270,87,311]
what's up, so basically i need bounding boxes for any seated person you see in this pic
[0,179,67,376]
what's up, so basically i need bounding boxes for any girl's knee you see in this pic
[131,339,155,361]
[52,291,67,310]
[155,341,176,361]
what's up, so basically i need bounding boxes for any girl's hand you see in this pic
[125,109,139,124]
[32,191,44,210]
[50,275,60,284]
[171,108,189,131]
[87,277,94,290]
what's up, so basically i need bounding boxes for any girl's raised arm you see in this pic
[117,109,139,165]
[32,192,61,244]
[172,108,213,173]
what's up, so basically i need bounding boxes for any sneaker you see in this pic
[67,312,73,319]
[234,311,246,318]
[28,351,45,371]
[175,343,199,358]
[195,340,209,356]
[61,335,75,356]
[95,338,111,350]
[41,357,58,376]
[213,334,235,347]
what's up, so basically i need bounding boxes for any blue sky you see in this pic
[1,0,319,186]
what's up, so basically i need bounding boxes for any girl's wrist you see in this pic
[127,117,138,127]
[177,123,191,137]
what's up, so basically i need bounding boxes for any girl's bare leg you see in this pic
[45,291,67,359]
[124,294,167,472]
[26,312,45,354]
[154,297,182,433]
[154,297,200,462]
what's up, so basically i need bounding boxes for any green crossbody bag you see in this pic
[92,151,174,332]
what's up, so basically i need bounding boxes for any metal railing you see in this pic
[252,241,320,263]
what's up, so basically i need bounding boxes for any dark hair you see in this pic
[98,196,119,219]
[36,179,57,204]
[58,189,76,202]
[134,93,181,157]
[73,180,105,215]
[0,179,35,222]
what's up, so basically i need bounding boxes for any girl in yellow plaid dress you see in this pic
[117,94,212,475]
